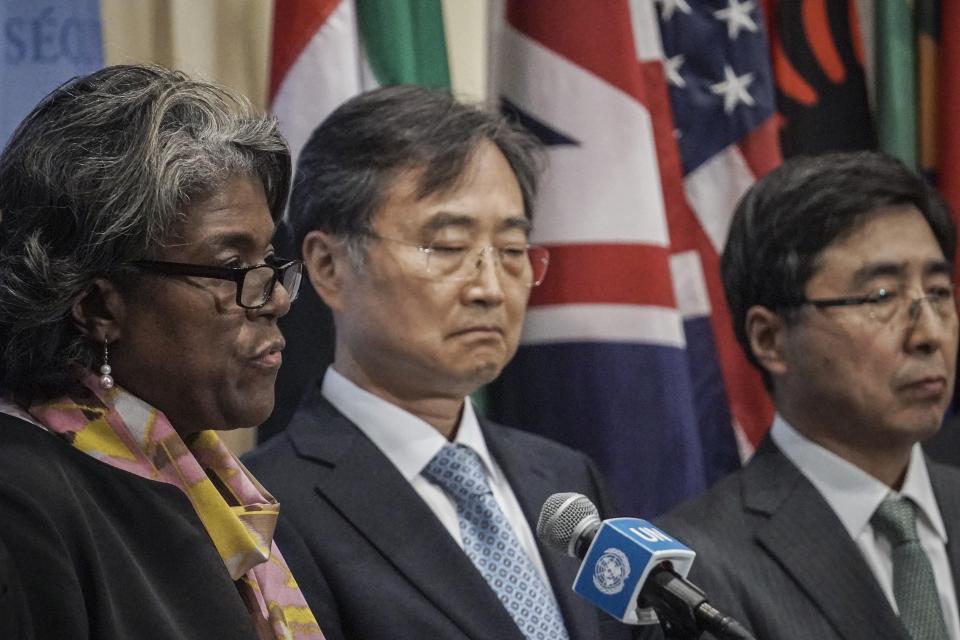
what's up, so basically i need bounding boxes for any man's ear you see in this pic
[745,305,789,377]
[302,230,351,311]
[70,278,126,344]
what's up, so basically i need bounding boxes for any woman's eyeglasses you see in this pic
[130,259,303,309]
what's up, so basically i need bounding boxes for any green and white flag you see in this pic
[270,0,450,167]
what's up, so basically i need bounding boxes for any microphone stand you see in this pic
[642,570,756,640]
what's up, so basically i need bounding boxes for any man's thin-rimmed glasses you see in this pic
[131,259,303,309]
[367,234,550,287]
[796,286,958,324]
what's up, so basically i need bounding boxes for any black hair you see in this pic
[722,151,955,378]
[287,84,544,254]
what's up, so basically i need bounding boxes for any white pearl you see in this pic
[100,364,112,375]
[100,374,114,390]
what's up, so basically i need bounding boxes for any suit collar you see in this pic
[742,438,909,640]
[928,462,960,601]
[771,415,948,543]
[483,420,605,640]
[286,384,527,640]
[319,368,506,485]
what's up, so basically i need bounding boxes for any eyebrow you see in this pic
[851,259,953,285]
[422,212,531,234]
[199,231,275,255]
[501,216,532,233]
[927,260,954,278]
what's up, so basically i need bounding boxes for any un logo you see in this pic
[592,548,630,595]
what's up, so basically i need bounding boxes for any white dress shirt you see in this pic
[771,414,960,639]
[321,366,555,588]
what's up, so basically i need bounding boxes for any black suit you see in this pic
[0,412,260,639]
[651,438,960,640]
[244,383,633,640]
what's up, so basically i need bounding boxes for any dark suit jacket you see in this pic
[650,437,960,640]
[243,383,633,640]
[0,412,260,639]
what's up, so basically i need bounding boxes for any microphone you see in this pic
[537,493,755,640]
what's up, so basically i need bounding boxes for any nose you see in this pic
[463,247,506,306]
[907,297,929,324]
[251,278,293,320]
[904,295,951,355]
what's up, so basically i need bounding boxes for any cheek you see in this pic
[375,292,439,344]
[804,323,882,373]
[160,309,247,382]
[503,281,530,310]
[944,328,959,371]
[504,296,528,340]
[152,329,234,399]
[396,284,457,334]
[786,333,852,390]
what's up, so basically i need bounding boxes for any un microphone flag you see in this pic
[573,518,696,625]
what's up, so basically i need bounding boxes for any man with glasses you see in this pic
[244,86,628,640]
[653,151,960,640]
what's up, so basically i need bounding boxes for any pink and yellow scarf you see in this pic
[29,371,324,640]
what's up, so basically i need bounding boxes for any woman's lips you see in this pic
[255,350,283,368]
[250,340,285,368]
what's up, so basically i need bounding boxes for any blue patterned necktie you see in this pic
[422,443,570,640]
[871,497,950,640]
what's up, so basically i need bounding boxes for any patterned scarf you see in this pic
[29,371,324,640]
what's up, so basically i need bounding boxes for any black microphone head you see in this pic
[537,492,601,558]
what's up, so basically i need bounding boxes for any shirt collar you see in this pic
[321,367,498,482]
[770,413,947,543]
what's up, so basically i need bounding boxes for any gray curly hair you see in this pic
[0,64,291,402]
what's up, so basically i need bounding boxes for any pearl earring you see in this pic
[99,341,114,390]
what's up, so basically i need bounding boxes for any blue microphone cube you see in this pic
[572,518,696,624]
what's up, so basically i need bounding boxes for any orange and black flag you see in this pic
[763,0,874,157]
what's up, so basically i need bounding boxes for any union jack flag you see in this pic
[489,0,782,517]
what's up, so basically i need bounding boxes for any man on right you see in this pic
[657,151,960,640]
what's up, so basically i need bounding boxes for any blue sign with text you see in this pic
[1,0,102,147]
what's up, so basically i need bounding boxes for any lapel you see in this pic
[929,461,960,600]
[482,419,602,640]
[285,388,525,640]
[744,439,909,640]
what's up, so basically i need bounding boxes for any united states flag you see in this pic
[489,0,782,517]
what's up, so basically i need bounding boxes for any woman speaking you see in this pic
[0,65,323,639]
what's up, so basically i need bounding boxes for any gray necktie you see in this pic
[423,443,570,640]
[871,497,950,640]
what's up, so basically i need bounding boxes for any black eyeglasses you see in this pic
[130,259,303,309]
[796,286,958,325]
